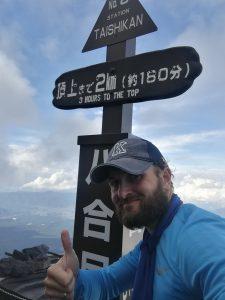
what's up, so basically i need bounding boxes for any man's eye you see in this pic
[129,174,142,183]
[108,179,119,189]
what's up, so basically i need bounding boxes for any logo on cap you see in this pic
[111,141,127,157]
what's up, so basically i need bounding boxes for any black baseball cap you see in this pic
[91,137,167,183]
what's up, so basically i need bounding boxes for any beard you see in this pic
[114,178,170,230]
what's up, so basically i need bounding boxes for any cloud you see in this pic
[175,173,225,203]
[0,142,19,189]
[40,37,60,62]
[159,0,225,21]
[169,2,225,97]
[151,130,225,153]
[131,130,225,205]
[8,143,44,173]
[0,29,39,190]
[0,23,26,65]
[22,170,75,191]
[21,0,103,59]
[0,0,224,203]
[0,0,103,191]
[4,111,102,191]
[134,123,225,153]
[0,51,38,128]
[133,0,225,136]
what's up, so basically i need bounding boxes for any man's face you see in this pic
[108,166,170,230]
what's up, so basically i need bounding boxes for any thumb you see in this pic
[61,229,79,275]
[61,229,73,256]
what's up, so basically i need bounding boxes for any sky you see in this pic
[0,0,225,206]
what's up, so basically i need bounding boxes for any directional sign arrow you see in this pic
[82,0,157,52]
[52,46,202,110]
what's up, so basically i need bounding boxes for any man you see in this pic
[44,136,225,299]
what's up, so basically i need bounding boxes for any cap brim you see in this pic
[90,157,154,183]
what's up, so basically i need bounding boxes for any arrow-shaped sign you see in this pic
[53,46,202,110]
[83,0,157,52]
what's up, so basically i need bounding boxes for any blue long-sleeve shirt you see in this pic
[75,203,225,299]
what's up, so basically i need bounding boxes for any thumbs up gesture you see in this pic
[44,230,79,299]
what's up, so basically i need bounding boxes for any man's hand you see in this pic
[44,230,79,299]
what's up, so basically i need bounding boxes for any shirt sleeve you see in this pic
[177,215,225,299]
[75,242,141,300]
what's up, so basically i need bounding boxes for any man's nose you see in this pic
[117,179,133,199]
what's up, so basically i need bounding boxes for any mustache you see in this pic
[115,195,142,208]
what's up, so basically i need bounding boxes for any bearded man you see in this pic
[44,136,225,300]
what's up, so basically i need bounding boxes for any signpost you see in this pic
[52,1,202,299]
[74,134,128,271]
[53,46,202,110]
